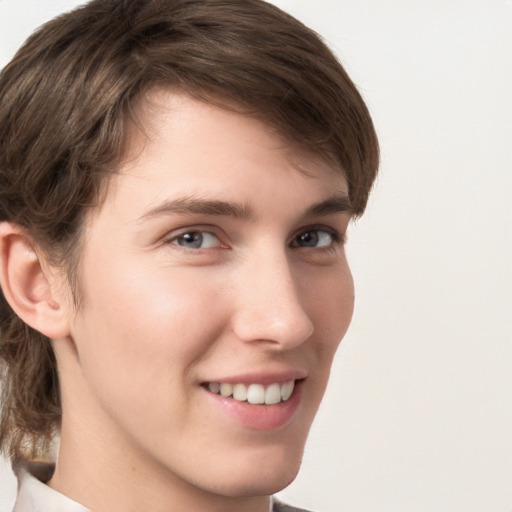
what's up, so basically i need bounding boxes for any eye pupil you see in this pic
[299,231,319,247]
[178,232,203,248]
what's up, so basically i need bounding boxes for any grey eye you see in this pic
[173,231,220,249]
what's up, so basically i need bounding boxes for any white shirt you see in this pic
[13,463,88,512]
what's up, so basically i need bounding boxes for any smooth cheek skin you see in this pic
[70,249,353,495]
[51,91,354,511]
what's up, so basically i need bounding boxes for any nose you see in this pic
[230,249,314,350]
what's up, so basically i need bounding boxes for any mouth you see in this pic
[200,374,306,430]
[205,380,296,405]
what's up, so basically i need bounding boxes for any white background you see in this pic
[1,1,511,511]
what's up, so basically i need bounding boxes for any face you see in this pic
[56,91,354,502]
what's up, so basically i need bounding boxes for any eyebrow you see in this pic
[139,193,351,222]
[139,196,255,221]
[305,194,352,217]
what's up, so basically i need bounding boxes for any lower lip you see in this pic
[203,380,304,431]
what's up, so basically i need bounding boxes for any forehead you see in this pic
[125,88,342,172]
[94,89,348,221]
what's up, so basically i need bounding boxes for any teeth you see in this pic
[207,380,296,404]
[281,381,294,401]
[247,384,265,404]
[208,382,220,394]
[233,383,248,401]
[219,383,233,397]
[265,383,281,405]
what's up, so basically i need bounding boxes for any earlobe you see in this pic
[0,222,71,339]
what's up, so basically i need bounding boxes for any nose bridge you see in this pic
[231,244,314,348]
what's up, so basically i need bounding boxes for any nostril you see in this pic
[231,305,313,348]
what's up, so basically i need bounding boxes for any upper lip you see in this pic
[201,369,307,386]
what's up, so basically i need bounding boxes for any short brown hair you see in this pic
[0,0,379,460]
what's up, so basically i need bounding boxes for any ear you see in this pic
[0,222,71,339]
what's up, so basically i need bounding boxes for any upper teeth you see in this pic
[208,381,295,405]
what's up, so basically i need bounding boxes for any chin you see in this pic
[206,443,304,498]
[215,466,300,498]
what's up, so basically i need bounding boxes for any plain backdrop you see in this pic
[1,1,511,511]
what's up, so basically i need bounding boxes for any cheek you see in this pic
[70,262,228,409]
[81,257,224,341]
[307,263,354,353]
[330,269,354,342]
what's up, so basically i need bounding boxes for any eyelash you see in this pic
[167,230,225,250]
[165,226,344,251]
[290,226,343,250]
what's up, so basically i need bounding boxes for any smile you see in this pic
[207,381,295,405]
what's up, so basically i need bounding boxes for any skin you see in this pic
[41,90,355,512]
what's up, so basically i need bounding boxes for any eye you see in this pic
[170,231,222,249]
[291,228,338,248]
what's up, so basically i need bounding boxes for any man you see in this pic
[0,1,379,511]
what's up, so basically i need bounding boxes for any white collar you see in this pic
[13,461,89,512]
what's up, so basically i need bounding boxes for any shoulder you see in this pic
[272,498,316,512]
[12,459,89,512]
